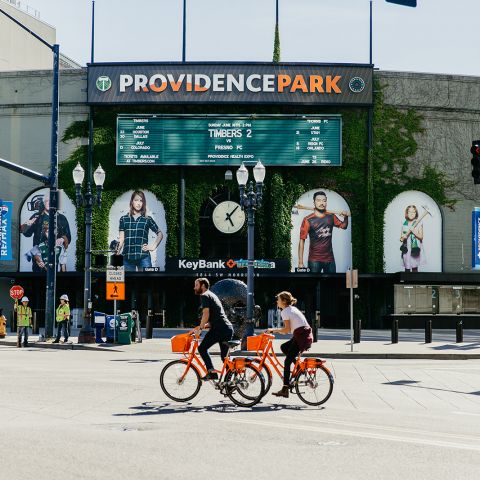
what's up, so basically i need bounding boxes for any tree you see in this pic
[273,23,280,63]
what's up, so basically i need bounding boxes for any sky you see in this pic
[6,0,480,76]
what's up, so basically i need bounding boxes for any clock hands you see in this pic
[224,205,240,227]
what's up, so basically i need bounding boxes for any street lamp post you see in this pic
[236,161,266,345]
[73,162,106,343]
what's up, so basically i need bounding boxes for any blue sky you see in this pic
[10,0,480,76]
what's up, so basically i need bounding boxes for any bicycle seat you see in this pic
[224,340,241,348]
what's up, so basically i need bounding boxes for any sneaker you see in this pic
[201,371,219,381]
[52,340,60,344]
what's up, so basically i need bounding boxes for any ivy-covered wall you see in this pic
[59,80,455,274]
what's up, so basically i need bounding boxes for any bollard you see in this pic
[10,310,16,333]
[456,319,463,343]
[312,311,320,343]
[131,310,137,342]
[354,319,361,343]
[146,309,153,339]
[425,319,432,343]
[391,318,399,344]
[32,311,38,335]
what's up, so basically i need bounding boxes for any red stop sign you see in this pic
[9,285,24,300]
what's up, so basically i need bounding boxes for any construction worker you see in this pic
[0,308,7,339]
[15,297,32,347]
[54,294,70,344]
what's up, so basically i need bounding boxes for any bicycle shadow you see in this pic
[113,400,314,417]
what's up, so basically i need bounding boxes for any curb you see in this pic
[1,340,480,360]
[0,340,123,352]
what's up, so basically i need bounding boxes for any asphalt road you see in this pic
[2,345,480,480]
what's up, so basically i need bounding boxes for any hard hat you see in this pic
[21,296,29,302]
[60,294,69,301]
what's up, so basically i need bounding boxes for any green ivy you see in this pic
[59,84,455,275]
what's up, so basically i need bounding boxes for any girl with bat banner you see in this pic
[400,204,430,272]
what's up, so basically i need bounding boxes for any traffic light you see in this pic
[471,141,480,184]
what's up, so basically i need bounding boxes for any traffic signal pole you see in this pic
[0,7,60,338]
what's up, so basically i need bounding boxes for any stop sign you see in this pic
[9,285,24,300]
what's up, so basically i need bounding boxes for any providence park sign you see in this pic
[88,62,373,106]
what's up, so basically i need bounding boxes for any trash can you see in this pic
[116,313,132,345]
[105,315,117,343]
[93,311,106,344]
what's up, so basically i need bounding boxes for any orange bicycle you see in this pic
[160,330,265,407]
[247,332,334,406]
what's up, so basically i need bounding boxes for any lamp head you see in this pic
[93,164,106,187]
[253,160,266,184]
[72,162,85,186]
[236,163,248,186]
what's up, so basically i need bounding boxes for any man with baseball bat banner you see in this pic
[297,191,349,273]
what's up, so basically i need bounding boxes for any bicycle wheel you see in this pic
[225,364,265,407]
[252,359,273,396]
[160,360,202,402]
[294,364,334,406]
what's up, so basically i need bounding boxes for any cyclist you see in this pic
[267,291,313,398]
[193,278,234,381]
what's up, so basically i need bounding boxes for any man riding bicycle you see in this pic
[193,278,234,381]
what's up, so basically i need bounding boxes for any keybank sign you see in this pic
[177,259,276,270]
[88,63,373,106]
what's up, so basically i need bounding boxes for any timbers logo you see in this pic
[96,76,112,92]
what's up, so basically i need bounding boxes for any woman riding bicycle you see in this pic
[267,291,313,398]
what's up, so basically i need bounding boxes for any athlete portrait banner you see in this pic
[0,200,13,261]
[19,189,77,272]
[384,191,442,273]
[108,190,167,272]
[291,189,351,273]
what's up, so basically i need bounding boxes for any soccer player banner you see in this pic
[291,188,351,273]
[108,190,167,272]
[384,190,442,273]
[19,188,77,272]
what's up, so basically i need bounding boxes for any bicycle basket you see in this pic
[246,335,269,351]
[171,333,192,353]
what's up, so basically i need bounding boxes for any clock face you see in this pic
[212,201,245,234]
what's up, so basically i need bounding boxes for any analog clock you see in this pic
[212,201,245,234]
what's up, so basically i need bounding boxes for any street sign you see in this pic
[106,282,125,301]
[116,115,342,167]
[106,269,125,283]
[386,0,417,6]
[9,285,24,300]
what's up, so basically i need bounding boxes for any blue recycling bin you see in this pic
[93,311,106,344]
[105,315,119,343]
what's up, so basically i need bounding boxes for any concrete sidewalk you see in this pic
[1,328,480,359]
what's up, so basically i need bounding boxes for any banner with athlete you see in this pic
[291,189,351,273]
[108,190,167,272]
[19,188,77,272]
[384,190,442,273]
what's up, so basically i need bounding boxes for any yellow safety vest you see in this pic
[56,304,70,322]
[17,305,32,327]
